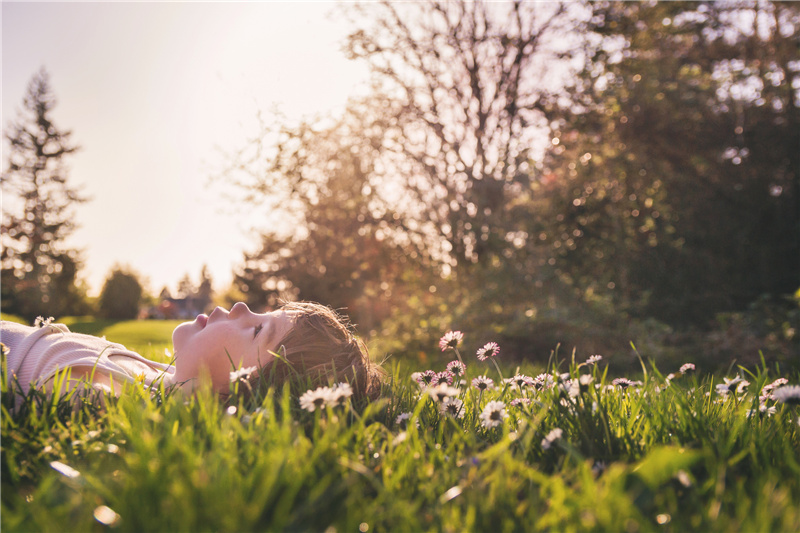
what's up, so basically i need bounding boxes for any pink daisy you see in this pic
[476,342,500,361]
[416,370,437,386]
[472,375,495,391]
[439,331,464,351]
[446,360,467,378]
[431,371,455,386]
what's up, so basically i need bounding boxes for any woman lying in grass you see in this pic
[1,302,383,402]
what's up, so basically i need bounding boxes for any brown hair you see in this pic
[249,302,384,402]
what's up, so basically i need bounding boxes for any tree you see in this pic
[175,274,196,300]
[542,1,800,324]
[1,68,89,321]
[197,265,214,313]
[221,0,580,343]
[228,104,422,331]
[98,267,143,320]
[343,0,574,270]
[158,286,172,301]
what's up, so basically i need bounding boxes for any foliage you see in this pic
[1,68,91,321]
[224,104,436,331]
[220,0,798,365]
[2,327,800,532]
[98,267,144,320]
[542,1,800,325]
[697,293,800,369]
[222,0,581,340]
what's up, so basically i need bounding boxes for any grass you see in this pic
[2,325,800,532]
[0,313,27,325]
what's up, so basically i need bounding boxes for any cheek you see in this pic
[243,349,275,371]
[191,326,245,370]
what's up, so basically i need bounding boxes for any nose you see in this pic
[208,306,229,321]
[229,302,251,319]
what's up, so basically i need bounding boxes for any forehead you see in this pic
[265,309,300,323]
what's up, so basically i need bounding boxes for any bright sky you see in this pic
[2,2,369,296]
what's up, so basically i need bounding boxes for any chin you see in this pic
[171,322,195,352]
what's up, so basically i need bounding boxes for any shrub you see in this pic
[98,267,143,319]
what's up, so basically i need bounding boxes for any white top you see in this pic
[1,320,174,395]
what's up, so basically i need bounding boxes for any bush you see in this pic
[98,267,143,320]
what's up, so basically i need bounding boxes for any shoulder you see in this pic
[2,320,71,331]
[1,320,36,339]
[1,321,71,348]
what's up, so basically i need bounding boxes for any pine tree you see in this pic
[197,264,214,313]
[1,68,89,321]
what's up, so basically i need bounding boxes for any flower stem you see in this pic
[453,347,465,367]
[491,358,505,383]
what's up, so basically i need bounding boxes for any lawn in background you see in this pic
[0,313,27,325]
[56,317,182,361]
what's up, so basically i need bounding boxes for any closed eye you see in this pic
[253,324,264,339]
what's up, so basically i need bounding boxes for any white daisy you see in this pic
[772,385,800,406]
[229,366,258,382]
[479,400,508,429]
[559,379,580,398]
[509,398,531,408]
[34,316,55,328]
[747,404,777,418]
[299,386,333,412]
[439,397,465,419]
[427,383,459,402]
[585,355,603,365]
[329,382,354,406]
[612,378,641,390]
[716,376,744,395]
[507,374,534,390]
[533,373,555,390]
[541,428,563,450]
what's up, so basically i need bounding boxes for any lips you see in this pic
[195,314,208,328]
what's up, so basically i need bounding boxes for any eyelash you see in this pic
[253,324,263,338]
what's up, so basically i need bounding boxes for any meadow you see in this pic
[2,320,800,532]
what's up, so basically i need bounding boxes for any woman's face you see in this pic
[171,302,295,393]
